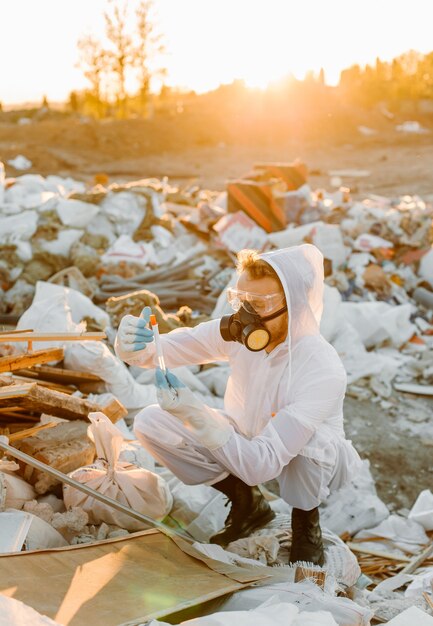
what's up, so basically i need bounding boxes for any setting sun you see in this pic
[2,0,433,104]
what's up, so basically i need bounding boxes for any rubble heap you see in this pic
[0,161,433,624]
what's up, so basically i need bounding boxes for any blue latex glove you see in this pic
[155,368,233,450]
[115,306,154,360]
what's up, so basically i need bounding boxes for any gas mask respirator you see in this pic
[220,298,287,352]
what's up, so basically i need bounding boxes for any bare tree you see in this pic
[77,34,108,118]
[104,0,134,117]
[134,0,166,116]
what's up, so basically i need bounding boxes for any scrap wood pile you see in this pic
[0,159,433,625]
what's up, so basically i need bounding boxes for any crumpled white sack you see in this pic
[404,567,433,598]
[354,514,429,555]
[320,285,342,343]
[419,249,433,288]
[0,460,36,510]
[7,155,32,170]
[100,191,145,236]
[267,221,323,249]
[17,290,82,353]
[64,412,173,531]
[101,234,157,265]
[0,594,63,626]
[311,223,349,268]
[330,319,401,384]
[65,341,157,408]
[55,197,99,228]
[339,301,416,349]
[33,281,110,328]
[320,460,389,535]
[0,210,38,240]
[86,212,116,244]
[38,229,84,256]
[408,489,433,531]
[119,440,155,472]
[156,466,228,542]
[24,510,68,550]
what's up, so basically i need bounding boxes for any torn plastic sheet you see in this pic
[38,228,84,256]
[0,509,68,553]
[0,210,39,240]
[320,460,389,536]
[114,602,340,626]
[16,290,82,353]
[409,489,433,531]
[338,300,416,349]
[101,234,157,266]
[156,466,228,542]
[218,579,373,626]
[353,514,429,555]
[56,197,99,228]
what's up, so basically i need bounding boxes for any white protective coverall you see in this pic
[116,244,362,510]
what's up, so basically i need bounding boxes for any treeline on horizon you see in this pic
[3,0,433,135]
[63,48,433,124]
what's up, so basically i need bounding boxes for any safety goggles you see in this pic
[227,288,286,315]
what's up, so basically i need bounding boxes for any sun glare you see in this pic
[2,0,433,103]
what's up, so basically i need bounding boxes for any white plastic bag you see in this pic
[408,489,433,530]
[56,197,99,228]
[63,412,172,531]
[17,288,81,352]
[156,467,227,542]
[0,460,36,510]
[33,281,110,328]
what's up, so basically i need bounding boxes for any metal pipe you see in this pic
[0,437,194,543]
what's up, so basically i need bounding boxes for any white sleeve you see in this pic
[115,318,231,369]
[210,361,346,485]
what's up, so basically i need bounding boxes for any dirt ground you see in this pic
[1,117,432,511]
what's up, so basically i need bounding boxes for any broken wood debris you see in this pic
[0,348,64,374]
[0,382,126,422]
[0,332,107,343]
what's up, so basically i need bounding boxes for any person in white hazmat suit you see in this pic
[115,244,362,565]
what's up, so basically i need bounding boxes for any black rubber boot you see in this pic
[209,474,276,547]
[289,506,325,566]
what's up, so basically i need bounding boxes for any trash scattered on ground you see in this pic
[396,121,429,134]
[0,160,433,624]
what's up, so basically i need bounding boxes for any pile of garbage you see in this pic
[1,160,432,403]
[1,160,433,625]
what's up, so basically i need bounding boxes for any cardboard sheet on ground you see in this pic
[0,529,268,626]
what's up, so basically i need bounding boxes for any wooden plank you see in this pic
[102,397,128,422]
[0,383,109,421]
[401,542,433,574]
[0,348,64,373]
[4,374,75,395]
[0,383,125,423]
[7,422,58,442]
[0,332,106,343]
[16,364,103,385]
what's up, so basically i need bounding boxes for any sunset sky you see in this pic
[2,0,433,105]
